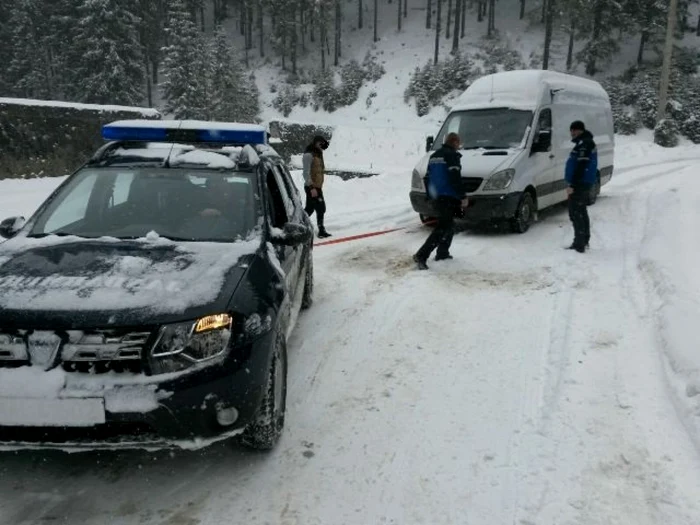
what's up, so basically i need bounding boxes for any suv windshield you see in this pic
[433,108,534,150]
[29,168,259,242]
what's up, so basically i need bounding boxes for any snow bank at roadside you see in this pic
[639,164,700,450]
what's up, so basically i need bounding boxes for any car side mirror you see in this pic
[0,216,25,239]
[271,222,312,246]
[531,130,551,153]
[426,136,434,152]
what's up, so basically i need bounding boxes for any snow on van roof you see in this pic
[0,97,161,116]
[451,70,609,112]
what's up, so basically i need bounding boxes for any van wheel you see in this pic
[510,192,535,234]
[588,176,601,205]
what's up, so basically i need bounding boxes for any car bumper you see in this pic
[0,331,274,452]
[409,191,523,223]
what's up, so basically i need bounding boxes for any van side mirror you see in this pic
[425,136,434,152]
[531,130,551,153]
[0,216,25,239]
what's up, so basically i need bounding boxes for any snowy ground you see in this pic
[0,133,699,524]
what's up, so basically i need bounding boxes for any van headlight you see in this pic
[411,168,424,191]
[483,169,515,191]
[150,314,233,374]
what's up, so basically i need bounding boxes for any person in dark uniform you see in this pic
[302,135,331,238]
[565,121,598,253]
[413,132,469,270]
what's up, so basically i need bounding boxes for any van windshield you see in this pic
[433,108,534,150]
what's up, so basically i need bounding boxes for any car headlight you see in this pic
[411,168,424,191]
[483,169,515,191]
[150,314,233,374]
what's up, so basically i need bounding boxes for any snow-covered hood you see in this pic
[414,148,521,178]
[0,235,260,328]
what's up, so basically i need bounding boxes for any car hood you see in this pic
[414,148,521,178]
[0,234,260,328]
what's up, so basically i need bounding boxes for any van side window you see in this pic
[537,108,552,133]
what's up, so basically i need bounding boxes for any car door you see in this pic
[530,107,557,208]
[263,165,302,334]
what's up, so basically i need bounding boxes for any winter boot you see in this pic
[413,254,429,270]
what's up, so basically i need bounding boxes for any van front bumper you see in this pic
[409,191,522,223]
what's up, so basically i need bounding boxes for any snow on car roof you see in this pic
[0,97,160,116]
[169,150,237,169]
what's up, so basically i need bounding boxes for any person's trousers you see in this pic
[304,186,326,228]
[568,187,591,248]
[416,198,460,260]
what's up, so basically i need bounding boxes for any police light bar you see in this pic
[102,120,268,145]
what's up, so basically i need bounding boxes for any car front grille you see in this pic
[0,329,153,374]
[461,177,483,193]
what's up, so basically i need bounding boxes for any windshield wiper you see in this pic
[27,232,81,239]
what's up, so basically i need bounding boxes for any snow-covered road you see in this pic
[1,136,700,525]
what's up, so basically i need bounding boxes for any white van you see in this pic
[409,69,615,233]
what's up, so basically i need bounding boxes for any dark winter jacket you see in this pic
[425,144,464,200]
[565,130,598,188]
[302,144,325,189]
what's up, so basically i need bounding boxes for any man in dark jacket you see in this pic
[565,121,597,253]
[413,132,469,270]
[302,135,331,238]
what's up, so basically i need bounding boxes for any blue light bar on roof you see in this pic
[102,120,268,145]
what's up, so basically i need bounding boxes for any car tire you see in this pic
[510,192,535,234]
[301,254,313,310]
[239,333,287,451]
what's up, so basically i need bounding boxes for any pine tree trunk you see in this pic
[487,0,495,35]
[359,0,363,28]
[542,0,554,69]
[566,19,575,71]
[520,0,525,19]
[477,0,484,22]
[310,6,316,42]
[446,0,452,38]
[696,13,699,36]
[426,0,432,29]
[541,0,545,23]
[335,0,341,64]
[451,0,461,53]
[240,2,246,35]
[247,6,253,49]
[200,4,205,31]
[434,0,442,64]
[398,0,402,30]
[637,30,648,65]
[259,2,265,56]
[374,0,379,40]
[585,0,602,75]
[292,13,298,74]
[404,0,407,18]
[145,60,153,107]
[460,0,466,37]
[321,9,326,69]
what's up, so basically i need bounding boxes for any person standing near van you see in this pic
[302,135,331,238]
[565,121,597,253]
[413,132,469,270]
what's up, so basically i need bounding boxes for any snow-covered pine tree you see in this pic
[160,0,211,119]
[66,0,145,106]
[7,0,58,99]
[0,0,12,94]
[209,28,260,122]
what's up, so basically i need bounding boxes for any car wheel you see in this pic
[510,192,535,234]
[420,214,435,225]
[239,333,287,451]
[588,176,601,205]
[301,254,313,310]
